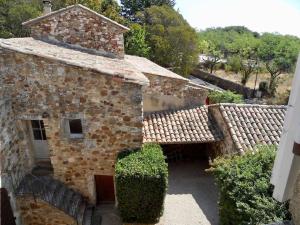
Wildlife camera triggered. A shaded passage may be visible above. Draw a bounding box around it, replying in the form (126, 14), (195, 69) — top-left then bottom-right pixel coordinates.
(161, 161), (219, 225)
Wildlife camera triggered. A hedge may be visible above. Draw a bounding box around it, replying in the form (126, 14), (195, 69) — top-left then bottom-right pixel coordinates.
(208, 90), (244, 104)
(209, 145), (290, 225)
(115, 143), (168, 224)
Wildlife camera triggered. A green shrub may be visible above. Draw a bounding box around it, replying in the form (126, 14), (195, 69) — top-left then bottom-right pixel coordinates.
(115, 143), (168, 224)
(226, 56), (242, 74)
(209, 145), (290, 225)
(208, 90), (244, 104)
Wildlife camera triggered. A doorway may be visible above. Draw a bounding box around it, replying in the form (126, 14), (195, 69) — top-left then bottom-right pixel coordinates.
(95, 175), (115, 204)
(30, 120), (50, 162)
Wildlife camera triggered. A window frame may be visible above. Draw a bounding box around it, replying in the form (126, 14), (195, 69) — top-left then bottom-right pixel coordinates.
(68, 119), (84, 139)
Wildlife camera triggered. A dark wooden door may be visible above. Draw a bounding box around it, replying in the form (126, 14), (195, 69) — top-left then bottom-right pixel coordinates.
(1, 188), (16, 225)
(95, 175), (115, 204)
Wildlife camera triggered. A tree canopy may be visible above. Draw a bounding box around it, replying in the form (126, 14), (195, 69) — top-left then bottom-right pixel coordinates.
(140, 5), (199, 76)
(198, 27), (300, 94)
(121, 0), (175, 21)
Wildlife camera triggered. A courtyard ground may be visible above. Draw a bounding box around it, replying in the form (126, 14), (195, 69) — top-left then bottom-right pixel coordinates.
(159, 160), (219, 225)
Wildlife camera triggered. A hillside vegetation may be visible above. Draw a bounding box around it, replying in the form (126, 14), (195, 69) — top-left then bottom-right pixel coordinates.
(198, 26), (300, 98)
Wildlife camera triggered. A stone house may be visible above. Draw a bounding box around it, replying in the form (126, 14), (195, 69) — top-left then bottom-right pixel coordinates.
(0, 3), (208, 225)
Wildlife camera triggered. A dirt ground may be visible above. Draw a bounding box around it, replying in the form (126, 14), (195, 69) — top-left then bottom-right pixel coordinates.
(159, 160), (219, 225)
(214, 70), (293, 95)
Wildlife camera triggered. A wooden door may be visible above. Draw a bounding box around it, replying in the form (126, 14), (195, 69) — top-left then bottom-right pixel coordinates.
(95, 175), (115, 204)
(1, 188), (16, 225)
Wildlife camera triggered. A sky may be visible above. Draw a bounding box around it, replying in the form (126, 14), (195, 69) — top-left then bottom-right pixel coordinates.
(175, 0), (300, 37)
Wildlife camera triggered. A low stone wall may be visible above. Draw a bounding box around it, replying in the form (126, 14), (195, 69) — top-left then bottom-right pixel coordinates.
(0, 87), (35, 225)
(143, 73), (209, 112)
(191, 69), (257, 98)
(208, 105), (238, 155)
(17, 196), (76, 225)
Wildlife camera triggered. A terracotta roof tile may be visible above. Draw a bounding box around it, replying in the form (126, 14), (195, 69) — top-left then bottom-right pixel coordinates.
(219, 104), (287, 154)
(143, 106), (223, 144)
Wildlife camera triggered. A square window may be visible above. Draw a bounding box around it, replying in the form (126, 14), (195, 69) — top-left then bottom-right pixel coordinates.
(69, 119), (83, 135)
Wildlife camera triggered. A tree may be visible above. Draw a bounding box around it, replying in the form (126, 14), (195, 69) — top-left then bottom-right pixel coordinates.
(199, 40), (222, 73)
(52, 0), (102, 11)
(98, 0), (125, 24)
(258, 33), (300, 96)
(125, 23), (150, 57)
(121, 0), (175, 21)
(140, 5), (199, 76)
(228, 34), (260, 86)
(0, 0), (41, 38)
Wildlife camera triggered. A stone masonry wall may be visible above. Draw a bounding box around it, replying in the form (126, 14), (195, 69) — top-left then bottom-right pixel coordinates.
(0, 87), (35, 225)
(143, 73), (208, 112)
(17, 196), (76, 225)
(208, 105), (238, 155)
(290, 171), (300, 225)
(0, 48), (144, 203)
(27, 6), (125, 58)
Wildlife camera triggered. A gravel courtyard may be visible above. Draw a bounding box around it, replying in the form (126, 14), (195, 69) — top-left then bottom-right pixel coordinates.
(159, 160), (219, 225)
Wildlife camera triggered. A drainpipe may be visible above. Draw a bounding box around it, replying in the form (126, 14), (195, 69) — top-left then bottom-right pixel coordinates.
(42, 0), (52, 15)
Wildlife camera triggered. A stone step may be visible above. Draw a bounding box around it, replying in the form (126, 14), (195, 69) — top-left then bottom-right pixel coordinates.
(77, 201), (87, 224)
(52, 185), (67, 208)
(15, 175), (96, 225)
(82, 205), (94, 225)
(91, 208), (102, 225)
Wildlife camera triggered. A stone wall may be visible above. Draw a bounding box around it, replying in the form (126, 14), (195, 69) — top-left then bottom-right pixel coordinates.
(0, 87), (35, 225)
(290, 171), (300, 225)
(17, 196), (76, 225)
(208, 105), (238, 155)
(192, 69), (258, 99)
(143, 73), (209, 112)
(26, 5), (126, 58)
(0, 48), (144, 203)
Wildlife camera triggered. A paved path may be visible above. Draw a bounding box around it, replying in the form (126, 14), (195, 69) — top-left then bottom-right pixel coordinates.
(160, 160), (219, 225)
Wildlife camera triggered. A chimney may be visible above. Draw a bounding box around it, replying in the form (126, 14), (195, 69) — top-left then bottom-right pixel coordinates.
(43, 0), (52, 15)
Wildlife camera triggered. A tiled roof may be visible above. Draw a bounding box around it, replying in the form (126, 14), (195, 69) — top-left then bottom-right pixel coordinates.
(22, 4), (129, 31)
(125, 55), (188, 81)
(219, 104), (287, 153)
(143, 106), (223, 144)
(0, 38), (149, 86)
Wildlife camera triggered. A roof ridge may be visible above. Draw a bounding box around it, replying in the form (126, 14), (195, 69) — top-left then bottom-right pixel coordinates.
(22, 4), (129, 31)
(219, 103), (287, 108)
(144, 105), (208, 117)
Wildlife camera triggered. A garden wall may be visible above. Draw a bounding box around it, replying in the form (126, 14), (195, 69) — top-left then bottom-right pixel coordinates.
(191, 69), (257, 98)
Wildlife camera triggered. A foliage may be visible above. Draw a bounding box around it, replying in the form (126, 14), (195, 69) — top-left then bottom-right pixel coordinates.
(125, 23), (150, 57)
(0, 0), (41, 38)
(209, 145), (290, 225)
(199, 39), (223, 73)
(198, 27), (300, 95)
(115, 143), (168, 224)
(228, 33), (260, 85)
(121, 0), (175, 21)
(140, 5), (199, 76)
(226, 56), (242, 73)
(98, 0), (125, 24)
(52, 0), (102, 11)
(208, 90), (244, 104)
(258, 33), (300, 96)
